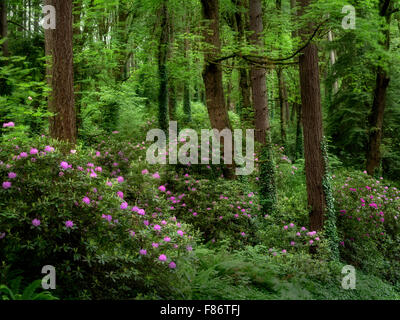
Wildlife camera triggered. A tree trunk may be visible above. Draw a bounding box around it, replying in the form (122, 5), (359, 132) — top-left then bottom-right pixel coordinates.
(0, 0), (9, 57)
(366, 0), (393, 175)
(298, 0), (326, 232)
(249, 0), (276, 213)
(249, 0), (269, 144)
(73, 0), (83, 135)
(167, 12), (176, 122)
(234, 0), (252, 125)
(277, 67), (289, 147)
(200, 0), (235, 178)
(44, 0), (76, 144)
(158, 0), (169, 132)
(183, 22), (191, 123)
(294, 102), (303, 160)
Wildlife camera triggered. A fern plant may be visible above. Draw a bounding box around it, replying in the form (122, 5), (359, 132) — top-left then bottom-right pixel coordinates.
(0, 278), (59, 300)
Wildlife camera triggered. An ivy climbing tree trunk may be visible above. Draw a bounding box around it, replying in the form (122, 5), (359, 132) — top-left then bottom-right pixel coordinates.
(249, 0), (276, 213)
(200, 0), (235, 178)
(298, 0), (326, 232)
(366, 0), (394, 176)
(44, 0), (76, 144)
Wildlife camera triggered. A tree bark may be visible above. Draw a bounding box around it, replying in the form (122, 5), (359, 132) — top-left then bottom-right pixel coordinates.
(0, 0), (9, 57)
(234, 0), (252, 125)
(249, 0), (269, 144)
(366, 0), (393, 175)
(298, 0), (326, 232)
(277, 67), (289, 147)
(158, 0), (169, 132)
(44, 0), (76, 144)
(183, 22), (191, 123)
(73, 0), (83, 135)
(200, 0), (235, 177)
(167, 11), (176, 122)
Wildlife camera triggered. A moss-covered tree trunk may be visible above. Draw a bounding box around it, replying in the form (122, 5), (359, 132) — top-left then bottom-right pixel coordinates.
(249, 0), (276, 213)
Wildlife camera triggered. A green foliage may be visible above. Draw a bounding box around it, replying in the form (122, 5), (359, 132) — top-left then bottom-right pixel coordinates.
(0, 278), (58, 300)
(333, 169), (400, 285)
(259, 143), (277, 215)
(0, 134), (195, 299)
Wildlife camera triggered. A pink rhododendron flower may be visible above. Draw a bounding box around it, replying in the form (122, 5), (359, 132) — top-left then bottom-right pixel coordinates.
(44, 146), (54, 152)
(2, 181), (11, 189)
(117, 191), (124, 199)
(3, 122), (15, 128)
(82, 197), (90, 204)
(60, 161), (69, 170)
(117, 176), (124, 183)
(32, 219), (41, 227)
(65, 220), (74, 228)
(8, 172), (16, 179)
(152, 172), (160, 179)
(169, 261), (176, 269)
(159, 254), (167, 261)
(139, 249), (147, 255)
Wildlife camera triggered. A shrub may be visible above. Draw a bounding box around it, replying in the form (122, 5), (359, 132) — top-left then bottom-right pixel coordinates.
(0, 133), (195, 299)
(333, 169), (400, 284)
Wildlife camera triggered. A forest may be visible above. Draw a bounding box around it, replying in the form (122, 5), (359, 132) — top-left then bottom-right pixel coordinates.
(0, 0), (400, 301)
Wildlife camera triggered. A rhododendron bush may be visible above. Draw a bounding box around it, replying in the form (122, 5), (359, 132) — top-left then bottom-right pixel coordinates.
(0, 134), (195, 299)
(1, 128), (400, 300)
(334, 171), (400, 283)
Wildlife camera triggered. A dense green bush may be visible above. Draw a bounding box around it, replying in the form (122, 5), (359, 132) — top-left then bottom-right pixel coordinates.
(0, 132), (195, 299)
(333, 170), (400, 285)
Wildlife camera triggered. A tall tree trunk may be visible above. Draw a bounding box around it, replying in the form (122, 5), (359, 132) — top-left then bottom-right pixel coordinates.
(298, 0), (326, 232)
(0, 0), (10, 98)
(366, 0), (393, 175)
(158, 0), (169, 132)
(115, 2), (129, 82)
(294, 102), (303, 160)
(249, 0), (276, 213)
(167, 11), (176, 122)
(249, 0), (269, 144)
(44, 0), (76, 144)
(277, 67), (289, 147)
(234, 0), (252, 125)
(183, 22), (191, 123)
(0, 0), (8, 58)
(73, 0), (83, 135)
(200, 0), (235, 178)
